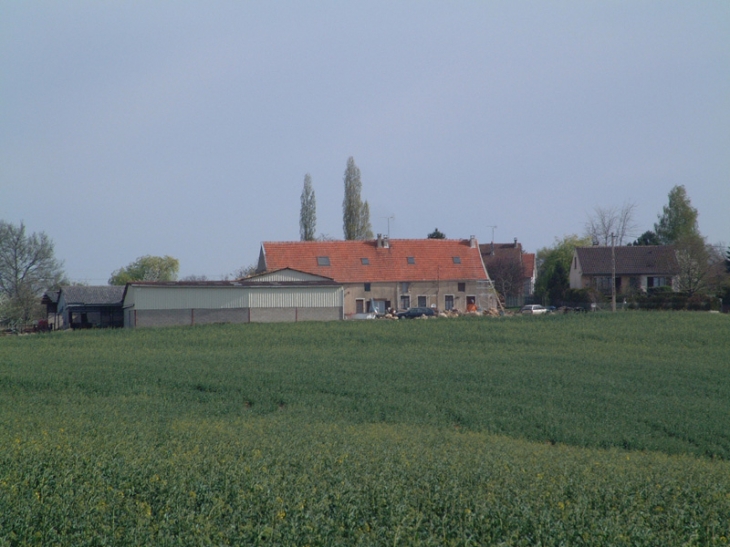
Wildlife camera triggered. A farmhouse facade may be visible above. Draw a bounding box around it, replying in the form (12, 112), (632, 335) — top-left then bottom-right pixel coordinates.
(122, 269), (343, 328)
(257, 236), (496, 316)
(569, 245), (679, 295)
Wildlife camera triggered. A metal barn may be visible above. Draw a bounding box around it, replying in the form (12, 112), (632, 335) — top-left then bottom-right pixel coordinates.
(122, 269), (343, 328)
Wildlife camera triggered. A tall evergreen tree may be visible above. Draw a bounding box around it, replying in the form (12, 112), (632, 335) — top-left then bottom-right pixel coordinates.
(654, 185), (700, 245)
(342, 157), (372, 240)
(299, 173), (317, 241)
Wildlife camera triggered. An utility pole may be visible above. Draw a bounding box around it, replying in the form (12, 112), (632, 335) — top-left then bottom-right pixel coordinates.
(611, 232), (616, 312)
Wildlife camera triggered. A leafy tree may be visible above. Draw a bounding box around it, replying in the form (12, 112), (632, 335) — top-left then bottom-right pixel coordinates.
(342, 157), (373, 240)
(427, 228), (446, 239)
(631, 230), (661, 246)
(585, 202), (637, 246)
(534, 234), (592, 304)
(0, 221), (66, 325)
(109, 255), (179, 285)
(299, 173), (317, 241)
(726, 245), (730, 274)
(655, 185), (700, 245)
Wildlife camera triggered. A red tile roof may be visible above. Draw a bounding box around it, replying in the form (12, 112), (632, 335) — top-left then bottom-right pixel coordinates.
(260, 239), (488, 284)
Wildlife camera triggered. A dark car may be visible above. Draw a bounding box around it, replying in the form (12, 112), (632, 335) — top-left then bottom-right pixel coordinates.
(396, 307), (436, 319)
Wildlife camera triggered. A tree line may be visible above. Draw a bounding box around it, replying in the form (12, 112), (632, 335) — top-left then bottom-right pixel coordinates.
(530, 185), (729, 306)
(2, 183), (728, 327)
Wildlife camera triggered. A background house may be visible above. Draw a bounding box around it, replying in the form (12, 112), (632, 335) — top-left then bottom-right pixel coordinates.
(479, 239), (536, 307)
(55, 286), (126, 329)
(122, 269), (343, 327)
(569, 246), (679, 296)
(258, 236), (496, 316)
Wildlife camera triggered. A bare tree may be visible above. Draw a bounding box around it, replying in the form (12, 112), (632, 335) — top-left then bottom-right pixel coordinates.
(486, 254), (524, 300)
(585, 202), (638, 246)
(229, 263), (258, 280)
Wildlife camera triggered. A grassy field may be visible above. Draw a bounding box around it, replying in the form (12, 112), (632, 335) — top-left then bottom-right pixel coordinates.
(1, 312), (729, 545)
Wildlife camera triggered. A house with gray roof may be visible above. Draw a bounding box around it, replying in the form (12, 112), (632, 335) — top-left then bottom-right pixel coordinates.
(56, 286), (126, 329)
(569, 246), (679, 295)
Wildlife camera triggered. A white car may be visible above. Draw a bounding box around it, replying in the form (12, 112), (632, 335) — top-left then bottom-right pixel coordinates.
(520, 304), (548, 315)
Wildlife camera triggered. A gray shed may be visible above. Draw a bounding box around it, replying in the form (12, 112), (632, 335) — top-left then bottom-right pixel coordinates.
(57, 286), (126, 329)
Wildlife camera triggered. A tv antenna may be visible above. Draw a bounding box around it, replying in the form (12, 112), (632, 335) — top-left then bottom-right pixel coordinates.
(486, 225), (497, 254)
(382, 215), (395, 239)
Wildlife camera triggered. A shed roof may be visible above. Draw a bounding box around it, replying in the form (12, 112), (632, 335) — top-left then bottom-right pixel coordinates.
(41, 290), (61, 305)
(260, 238), (488, 283)
(575, 246), (678, 276)
(60, 286), (126, 306)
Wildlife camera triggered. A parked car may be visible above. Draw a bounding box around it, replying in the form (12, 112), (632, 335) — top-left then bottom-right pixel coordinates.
(520, 304), (548, 315)
(396, 307), (436, 319)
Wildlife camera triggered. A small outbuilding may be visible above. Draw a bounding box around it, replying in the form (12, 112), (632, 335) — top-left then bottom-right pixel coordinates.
(56, 286), (126, 329)
(122, 269), (343, 328)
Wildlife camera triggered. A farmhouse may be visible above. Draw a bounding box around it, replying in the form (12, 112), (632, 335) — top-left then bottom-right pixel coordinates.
(257, 236), (496, 316)
(569, 245), (679, 295)
(122, 269), (343, 327)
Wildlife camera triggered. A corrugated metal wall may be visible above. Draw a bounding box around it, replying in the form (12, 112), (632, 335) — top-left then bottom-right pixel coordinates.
(126, 285), (342, 310)
(132, 287), (250, 310)
(249, 287), (342, 308)
(252, 270), (328, 282)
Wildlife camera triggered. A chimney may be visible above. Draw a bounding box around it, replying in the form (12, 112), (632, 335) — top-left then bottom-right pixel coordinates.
(514, 237), (518, 245)
(382, 235), (390, 248)
(376, 234), (383, 248)
(469, 235), (477, 248)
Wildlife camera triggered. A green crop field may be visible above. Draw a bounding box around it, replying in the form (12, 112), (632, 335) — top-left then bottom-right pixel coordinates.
(1, 313), (729, 546)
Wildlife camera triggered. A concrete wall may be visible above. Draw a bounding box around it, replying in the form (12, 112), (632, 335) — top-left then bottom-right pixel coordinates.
(126, 306), (341, 327)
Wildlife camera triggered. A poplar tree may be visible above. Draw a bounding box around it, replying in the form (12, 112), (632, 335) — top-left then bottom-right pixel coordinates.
(299, 173), (317, 241)
(342, 157), (372, 240)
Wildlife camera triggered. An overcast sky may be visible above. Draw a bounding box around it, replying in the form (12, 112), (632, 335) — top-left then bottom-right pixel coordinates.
(2, 2), (728, 282)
